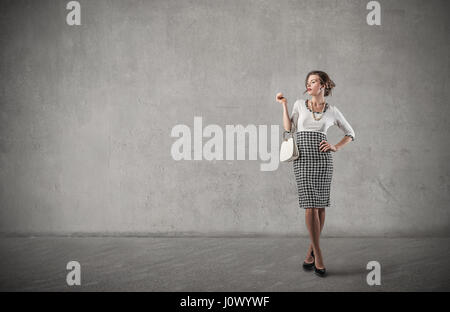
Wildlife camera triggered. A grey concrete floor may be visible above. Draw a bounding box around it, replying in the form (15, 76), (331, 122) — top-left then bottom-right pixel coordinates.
(0, 236), (448, 291)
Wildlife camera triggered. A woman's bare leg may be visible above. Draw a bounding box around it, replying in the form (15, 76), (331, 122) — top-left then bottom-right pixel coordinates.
(305, 208), (325, 269)
(305, 208), (325, 262)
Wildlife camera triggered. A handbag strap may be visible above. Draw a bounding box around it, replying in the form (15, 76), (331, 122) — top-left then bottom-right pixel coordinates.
(290, 118), (297, 133)
(282, 118), (297, 140)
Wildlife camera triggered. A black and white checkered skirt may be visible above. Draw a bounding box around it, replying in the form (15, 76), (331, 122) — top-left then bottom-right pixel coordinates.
(293, 131), (333, 209)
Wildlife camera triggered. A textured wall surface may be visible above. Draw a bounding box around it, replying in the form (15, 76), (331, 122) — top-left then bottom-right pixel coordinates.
(0, 0), (449, 236)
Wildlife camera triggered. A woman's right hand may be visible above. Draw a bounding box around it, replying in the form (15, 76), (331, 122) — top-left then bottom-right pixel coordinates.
(276, 92), (287, 105)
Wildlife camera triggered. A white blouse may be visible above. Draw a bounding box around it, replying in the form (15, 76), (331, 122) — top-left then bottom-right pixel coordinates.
(289, 99), (355, 141)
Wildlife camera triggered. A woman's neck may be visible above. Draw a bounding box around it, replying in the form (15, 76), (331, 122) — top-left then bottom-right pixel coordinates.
(310, 94), (325, 105)
(309, 95), (326, 112)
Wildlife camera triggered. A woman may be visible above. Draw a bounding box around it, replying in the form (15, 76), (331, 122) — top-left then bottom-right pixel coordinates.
(276, 70), (355, 277)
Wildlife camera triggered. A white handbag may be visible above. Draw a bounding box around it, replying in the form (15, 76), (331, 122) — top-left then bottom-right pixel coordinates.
(280, 120), (299, 162)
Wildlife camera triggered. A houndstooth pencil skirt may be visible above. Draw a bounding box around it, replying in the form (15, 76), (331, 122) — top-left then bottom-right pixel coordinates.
(293, 131), (333, 209)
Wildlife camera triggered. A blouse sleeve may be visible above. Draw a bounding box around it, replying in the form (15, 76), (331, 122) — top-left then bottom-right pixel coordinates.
(289, 100), (300, 132)
(334, 106), (355, 141)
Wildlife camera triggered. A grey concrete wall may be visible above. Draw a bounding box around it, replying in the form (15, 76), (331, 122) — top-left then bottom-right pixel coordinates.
(0, 0), (449, 236)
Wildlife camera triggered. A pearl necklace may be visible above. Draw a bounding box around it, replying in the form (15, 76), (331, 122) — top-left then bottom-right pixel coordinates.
(307, 99), (326, 121)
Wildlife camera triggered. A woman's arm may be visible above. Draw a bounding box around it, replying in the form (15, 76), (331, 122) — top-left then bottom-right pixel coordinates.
(334, 106), (356, 142)
(335, 135), (352, 151)
(321, 105), (355, 152)
(282, 102), (293, 132)
(276, 93), (298, 132)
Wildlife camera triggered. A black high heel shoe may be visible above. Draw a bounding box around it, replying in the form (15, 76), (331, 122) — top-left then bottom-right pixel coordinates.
(314, 264), (327, 277)
(302, 250), (315, 270)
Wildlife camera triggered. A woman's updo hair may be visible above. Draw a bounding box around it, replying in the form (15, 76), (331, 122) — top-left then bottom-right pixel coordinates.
(303, 70), (336, 97)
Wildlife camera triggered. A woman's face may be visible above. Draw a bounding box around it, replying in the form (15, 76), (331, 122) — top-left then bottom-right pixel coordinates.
(306, 75), (323, 96)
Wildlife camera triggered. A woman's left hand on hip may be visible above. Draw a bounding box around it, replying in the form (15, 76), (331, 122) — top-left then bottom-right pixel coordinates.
(319, 140), (337, 152)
